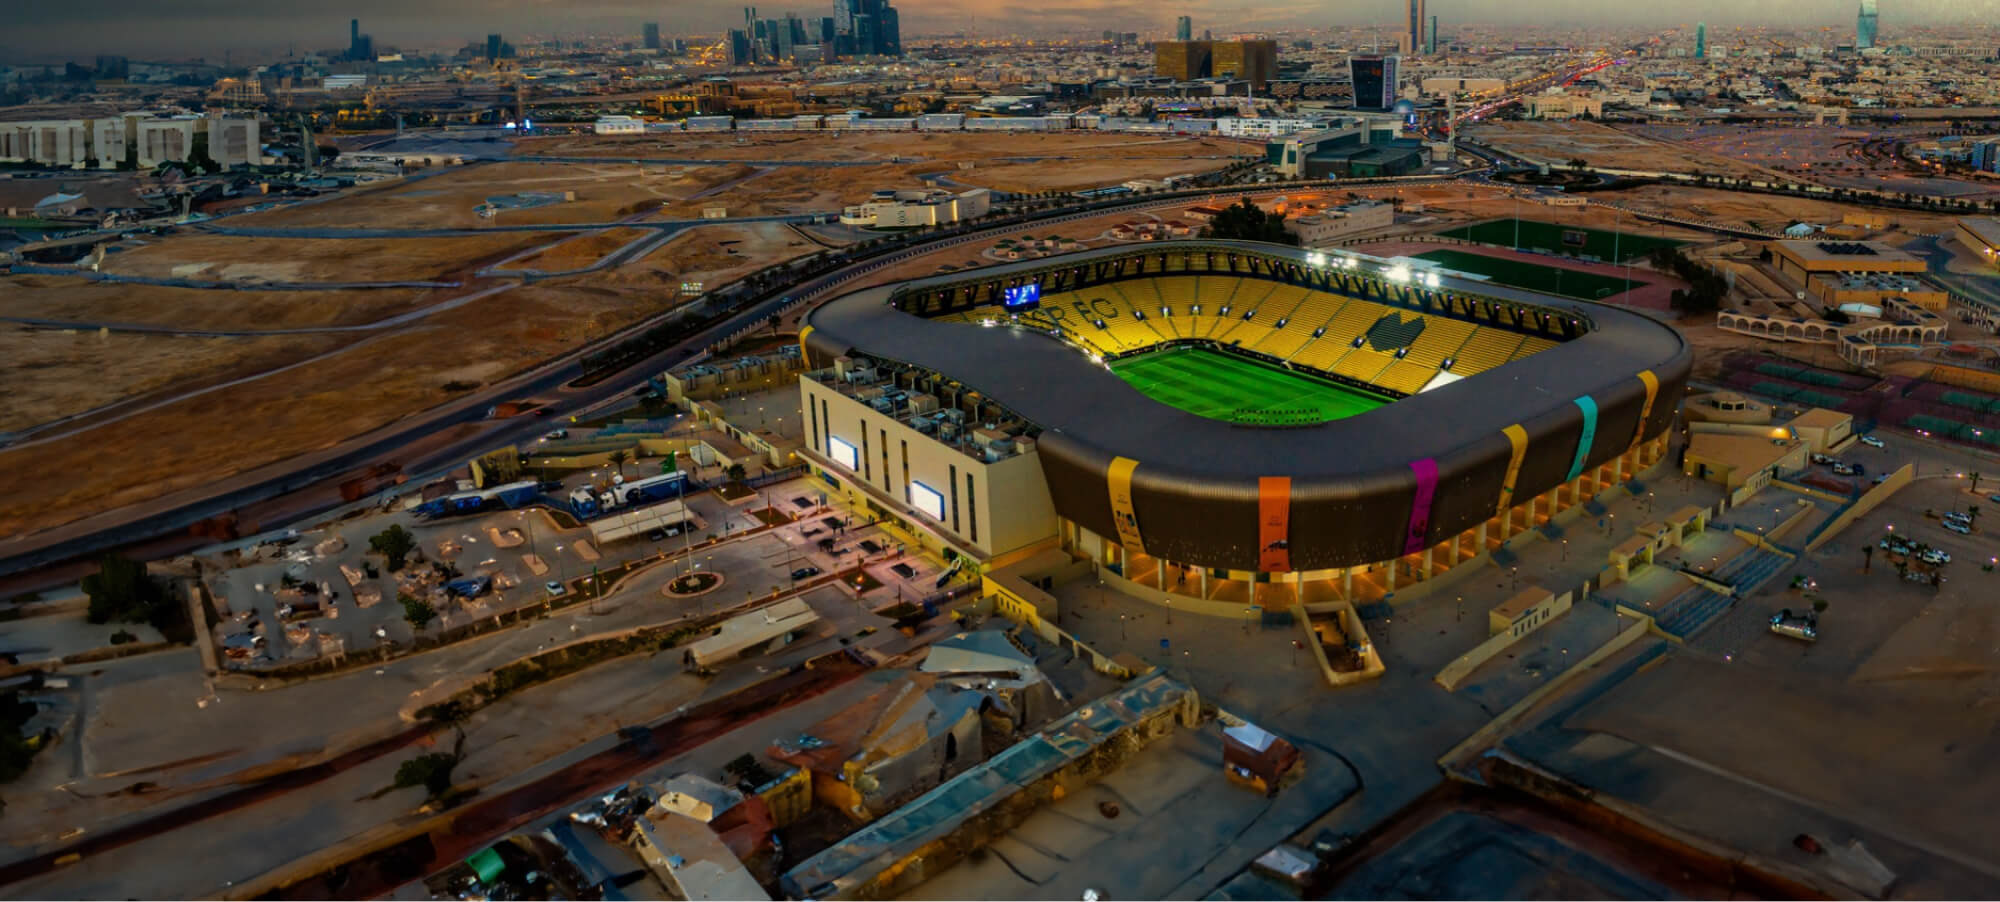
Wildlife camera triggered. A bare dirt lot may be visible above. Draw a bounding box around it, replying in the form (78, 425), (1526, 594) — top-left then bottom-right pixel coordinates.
(0, 219), (824, 538)
(1608, 184), (1960, 239)
(0, 325), (338, 433)
(1, 277), (437, 331)
(1466, 119), (1780, 180)
(492, 228), (652, 272)
(526, 131), (1249, 197)
(233, 161), (749, 229)
(101, 232), (549, 282)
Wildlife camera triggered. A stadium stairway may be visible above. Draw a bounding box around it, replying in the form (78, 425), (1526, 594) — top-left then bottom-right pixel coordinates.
(1651, 548), (1794, 640)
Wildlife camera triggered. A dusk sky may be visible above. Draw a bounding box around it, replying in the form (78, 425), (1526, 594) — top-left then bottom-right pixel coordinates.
(0, 0), (1982, 63)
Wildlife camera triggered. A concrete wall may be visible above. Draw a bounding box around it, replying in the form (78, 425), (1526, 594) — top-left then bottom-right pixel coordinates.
(1805, 462), (1914, 552)
(1927, 363), (2000, 394)
(1434, 585), (1577, 691)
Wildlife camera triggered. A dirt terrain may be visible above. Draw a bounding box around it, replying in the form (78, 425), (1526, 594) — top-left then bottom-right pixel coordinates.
(231, 161), (751, 229)
(101, 232), (549, 282)
(0, 326), (339, 433)
(0, 218), (827, 537)
(1467, 119), (1780, 180)
(1, 277), (437, 331)
(1611, 184), (1959, 238)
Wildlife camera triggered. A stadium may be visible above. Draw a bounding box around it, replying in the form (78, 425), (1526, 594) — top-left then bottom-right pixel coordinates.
(797, 240), (1690, 606)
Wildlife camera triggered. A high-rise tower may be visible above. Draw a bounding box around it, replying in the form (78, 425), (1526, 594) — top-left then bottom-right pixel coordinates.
(1406, 0), (1426, 55)
(1856, 0), (1878, 50)
(1176, 15), (1192, 41)
(1695, 22), (1706, 59)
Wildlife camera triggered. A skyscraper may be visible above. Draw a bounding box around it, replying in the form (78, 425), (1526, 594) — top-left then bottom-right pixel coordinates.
(1155, 41), (1213, 81)
(1406, 0), (1426, 55)
(1211, 40), (1277, 90)
(832, 0), (901, 57)
(486, 33), (502, 63)
(347, 19), (373, 62)
(1426, 15), (1438, 54)
(727, 28), (753, 65)
(878, 4), (901, 56)
(1176, 15), (1192, 42)
(1695, 22), (1706, 59)
(1856, 0), (1878, 50)
(643, 23), (661, 50)
(1351, 55), (1399, 110)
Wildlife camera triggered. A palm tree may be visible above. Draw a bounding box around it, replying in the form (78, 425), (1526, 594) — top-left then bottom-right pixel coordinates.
(1863, 545), (1873, 573)
(607, 449), (630, 480)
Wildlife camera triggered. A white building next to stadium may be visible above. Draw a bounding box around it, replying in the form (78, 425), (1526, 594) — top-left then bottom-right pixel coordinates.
(593, 115), (647, 135)
(840, 188), (992, 228)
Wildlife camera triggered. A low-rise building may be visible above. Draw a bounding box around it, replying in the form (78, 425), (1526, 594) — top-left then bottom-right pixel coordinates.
(593, 115), (647, 135)
(1284, 200), (1394, 246)
(839, 187), (991, 228)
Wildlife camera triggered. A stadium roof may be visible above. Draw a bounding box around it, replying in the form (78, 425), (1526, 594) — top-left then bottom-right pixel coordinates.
(804, 241), (1690, 486)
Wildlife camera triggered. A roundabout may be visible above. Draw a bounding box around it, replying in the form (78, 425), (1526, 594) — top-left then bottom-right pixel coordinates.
(663, 570), (724, 598)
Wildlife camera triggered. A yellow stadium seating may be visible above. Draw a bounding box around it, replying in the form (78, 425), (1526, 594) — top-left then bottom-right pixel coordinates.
(1375, 360), (1440, 395)
(1450, 328), (1528, 376)
(1331, 346), (1397, 383)
(1401, 317), (1475, 367)
(913, 276), (1570, 394)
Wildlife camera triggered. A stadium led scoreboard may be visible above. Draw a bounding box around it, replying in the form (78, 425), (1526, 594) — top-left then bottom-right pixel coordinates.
(1003, 283), (1042, 311)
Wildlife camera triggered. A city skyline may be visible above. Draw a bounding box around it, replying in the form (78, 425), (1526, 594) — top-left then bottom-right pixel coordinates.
(0, 0), (1988, 63)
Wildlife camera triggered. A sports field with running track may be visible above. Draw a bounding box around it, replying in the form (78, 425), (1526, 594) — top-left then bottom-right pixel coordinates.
(1109, 347), (1393, 425)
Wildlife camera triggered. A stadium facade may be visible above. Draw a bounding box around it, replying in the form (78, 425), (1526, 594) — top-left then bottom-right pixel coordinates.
(798, 241), (1689, 606)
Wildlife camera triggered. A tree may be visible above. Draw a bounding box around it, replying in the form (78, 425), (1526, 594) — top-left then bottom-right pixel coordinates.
(401, 593), (437, 633)
(607, 449), (631, 480)
(725, 462), (748, 483)
(393, 751), (459, 800)
(370, 524), (418, 572)
(1862, 545), (1873, 573)
(81, 553), (170, 628)
(1200, 198), (1297, 246)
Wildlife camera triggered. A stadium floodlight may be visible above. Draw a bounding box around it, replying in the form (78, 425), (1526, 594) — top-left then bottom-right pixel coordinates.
(1307, 252), (1328, 267)
(1424, 272), (1442, 288)
(1386, 264), (1413, 284)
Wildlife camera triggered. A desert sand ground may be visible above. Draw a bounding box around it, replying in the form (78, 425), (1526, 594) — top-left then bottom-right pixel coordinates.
(230, 161), (757, 229)
(101, 232), (550, 282)
(1466, 119), (1781, 180)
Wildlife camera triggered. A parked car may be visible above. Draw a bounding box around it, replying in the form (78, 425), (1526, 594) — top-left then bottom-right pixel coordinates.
(1945, 520), (1973, 536)
(791, 566), (822, 581)
(546, 580), (568, 598)
(544, 428), (569, 440)
(1920, 548), (1952, 564)
(1859, 435), (1885, 448)
(1810, 453), (1836, 466)
(1944, 511), (1972, 525)
(645, 528), (666, 542)
(1770, 609), (1819, 642)
(1831, 463), (1856, 476)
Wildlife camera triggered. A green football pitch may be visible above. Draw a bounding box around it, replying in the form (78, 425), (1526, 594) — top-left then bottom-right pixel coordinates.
(1110, 347), (1394, 425)
(1437, 219), (1683, 263)
(1414, 249), (1641, 301)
